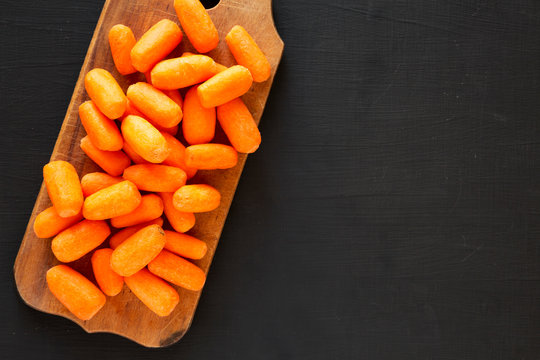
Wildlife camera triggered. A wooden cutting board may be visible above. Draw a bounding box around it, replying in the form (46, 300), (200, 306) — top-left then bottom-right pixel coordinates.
(13, 0), (283, 348)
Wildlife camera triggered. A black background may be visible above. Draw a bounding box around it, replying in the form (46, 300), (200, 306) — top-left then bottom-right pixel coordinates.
(2, 0), (540, 358)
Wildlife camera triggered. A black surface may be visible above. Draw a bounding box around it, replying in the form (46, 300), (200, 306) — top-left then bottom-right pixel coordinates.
(2, 0), (540, 358)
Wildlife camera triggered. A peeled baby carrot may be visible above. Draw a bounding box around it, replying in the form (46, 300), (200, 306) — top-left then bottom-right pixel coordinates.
(173, 184), (221, 212)
(164, 230), (207, 259)
(122, 98), (145, 118)
(124, 268), (179, 317)
(159, 192), (195, 233)
(148, 250), (206, 291)
(111, 224), (166, 276)
(182, 85), (215, 145)
(181, 52), (195, 57)
(225, 25), (271, 82)
(217, 97), (261, 153)
(110, 193), (164, 228)
(108, 24), (137, 75)
(151, 55), (216, 90)
(46, 265), (106, 321)
(83, 180), (141, 220)
(122, 141), (148, 164)
(130, 19), (182, 73)
(109, 218), (163, 249)
(80, 136), (130, 176)
(123, 100), (179, 135)
(181, 52), (227, 73)
(127, 82), (182, 128)
(123, 164), (186, 192)
(185, 144), (238, 169)
(43, 160), (84, 218)
(84, 68), (126, 119)
(161, 132), (197, 179)
(197, 65), (253, 108)
(81, 172), (123, 197)
(34, 206), (83, 239)
(174, 0), (218, 53)
(92, 248), (124, 296)
(51, 219), (110, 262)
(121, 115), (170, 163)
(79, 101), (123, 151)
(164, 89), (183, 109)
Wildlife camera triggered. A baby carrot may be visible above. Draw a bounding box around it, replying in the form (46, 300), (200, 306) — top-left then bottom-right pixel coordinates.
(123, 164), (186, 192)
(79, 100), (123, 151)
(122, 98), (145, 118)
(84, 68), (126, 119)
(81, 172), (123, 197)
(122, 141), (148, 165)
(109, 218), (163, 249)
(185, 144), (238, 169)
(173, 184), (221, 212)
(164, 89), (183, 109)
(33, 206), (83, 239)
(174, 0), (219, 53)
(182, 52), (227, 73)
(130, 19), (182, 73)
(43, 160), (84, 218)
(148, 250), (206, 291)
(161, 132), (197, 179)
(80, 136), (131, 176)
(151, 55), (216, 90)
(92, 248), (124, 296)
(83, 180), (141, 220)
(225, 25), (271, 82)
(181, 52), (195, 57)
(51, 219), (110, 262)
(164, 230), (207, 260)
(108, 24), (137, 75)
(46, 265), (106, 321)
(217, 97), (261, 153)
(111, 224), (166, 276)
(159, 192), (195, 233)
(121, 115), (170, 163)
(197, 65), (253, 108)
(124, 268), (179, 317)
(126, 82), (182, 128)
(110, 193), (164, 228)
(182, 85), (215, 145)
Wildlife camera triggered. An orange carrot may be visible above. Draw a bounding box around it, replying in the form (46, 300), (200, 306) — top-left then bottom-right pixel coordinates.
(159, 192), (195, 233)
(126, 82), (182, 128)
(33, 206), (83, 239)
(43, 160), (84, 218)
(164, 230), (207, 259)
(79, 100), (123, 151)
(108, 24), (137, 75)
(181, 52), (195, 57)
(46, 265), (106, 320)
(91, 248), (124, 296)
(111, 224), (166, 276)
(80, 136), (131, 176)
(151, 55), (216, 90)
(122, 141), (148, 165)
(130, 19), (182, 73)
(124, 268), (179, 317)
(51, 219), (110, 262)
(81, 172), (123, 197)
(121, 115), (170, 163)
(109, 218), (163, 249)
(161, 132), (197, 179)
(182, 85), (215, 144)
(148, 250), (206, 291)
(217, 97), (261, 153)
(182, 52), (227, 73)
(197, 65), (253, 108)
(83, 180), (141, 220)
(225, 25), (271, 82)
(174, 0), (219, 53)
(173, 184), (221, 212)
(185, 144), (238, 169)
(84, 68), (126, 119)
(123, 164), (186, 192)
(164, 89), (183, 109)
(110, 193), (164, 228)
(123, 101), (179, 136)
(122, 98), (145, 118)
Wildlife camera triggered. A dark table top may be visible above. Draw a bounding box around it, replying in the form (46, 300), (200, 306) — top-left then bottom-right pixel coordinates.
(2, 0), (540, 358)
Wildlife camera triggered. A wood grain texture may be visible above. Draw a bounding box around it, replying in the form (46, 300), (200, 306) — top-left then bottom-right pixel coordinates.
(13, 0), (283, 347)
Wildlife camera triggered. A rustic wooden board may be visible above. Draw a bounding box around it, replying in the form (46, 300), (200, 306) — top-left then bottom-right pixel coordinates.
(13, 0), (283, 348)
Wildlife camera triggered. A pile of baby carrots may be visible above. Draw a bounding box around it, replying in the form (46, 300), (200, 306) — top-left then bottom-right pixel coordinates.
(34, 0), (271, 320)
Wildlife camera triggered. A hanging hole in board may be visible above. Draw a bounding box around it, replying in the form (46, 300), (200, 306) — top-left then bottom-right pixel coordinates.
(200, 0), (221, 10)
